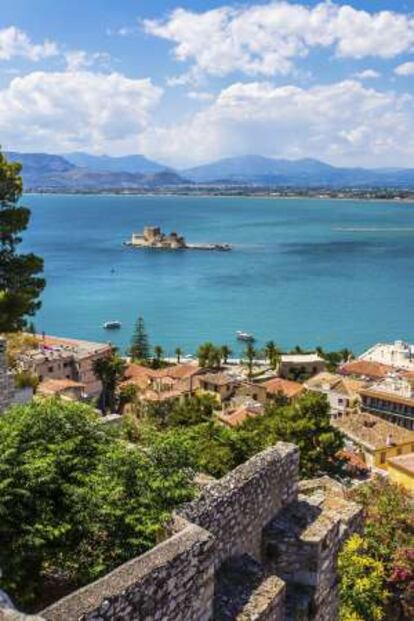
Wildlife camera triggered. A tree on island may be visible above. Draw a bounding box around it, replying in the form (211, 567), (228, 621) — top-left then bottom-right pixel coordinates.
(130, 316), (151, 361)
(0, 150), (45, 332)
(93, 351), (126, 412)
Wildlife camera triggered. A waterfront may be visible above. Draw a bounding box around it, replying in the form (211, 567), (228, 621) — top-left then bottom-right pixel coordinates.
(22, 194), (414, 355)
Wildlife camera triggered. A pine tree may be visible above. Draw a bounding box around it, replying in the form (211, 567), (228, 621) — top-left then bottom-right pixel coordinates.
(130, 316), (151, 361)
(0, 151), (45, 332)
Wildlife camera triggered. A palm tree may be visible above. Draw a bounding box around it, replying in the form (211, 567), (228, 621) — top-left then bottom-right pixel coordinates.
(153, 345), (164, 368)
(265, 340), (281, 371)
(220, 345), (232, 365)
(175, 347), (183, 364)
(244, 343), (257, 380)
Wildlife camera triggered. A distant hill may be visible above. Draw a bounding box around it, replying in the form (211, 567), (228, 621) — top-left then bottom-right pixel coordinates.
(64, 152), (168, 174)
(6, 152), (186, 190)
(6, 151), (414, 190)
(182, 154), (414, 187)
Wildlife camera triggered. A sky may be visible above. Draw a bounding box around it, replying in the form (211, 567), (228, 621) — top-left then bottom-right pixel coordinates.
(1, 0), (414, 168)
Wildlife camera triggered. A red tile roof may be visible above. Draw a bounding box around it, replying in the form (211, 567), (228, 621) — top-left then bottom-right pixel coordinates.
(263, 378), (304, 399)
(340, 360), (393, 380)
(38, 378), (85, 394)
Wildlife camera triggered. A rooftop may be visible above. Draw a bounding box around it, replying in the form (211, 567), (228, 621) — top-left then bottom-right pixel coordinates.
(306, 372), (365, 397)
(37, 378), (85, 395)
(387, 452), (414, 475)
(334, 412), (414, 452)
(359, 340), (414, 371)
(340, 359), (393, 380)
(263, 378), (304, 399)
(281, 353), (325, 364)
(200, 372), (236, 387)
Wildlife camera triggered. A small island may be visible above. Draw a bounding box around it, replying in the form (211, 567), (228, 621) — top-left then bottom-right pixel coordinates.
(124, 226), (231, 251)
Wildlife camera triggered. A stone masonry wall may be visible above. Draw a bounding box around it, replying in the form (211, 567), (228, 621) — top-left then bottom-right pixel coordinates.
(0, 338), (13, 414)
(0, 444), (362, 621)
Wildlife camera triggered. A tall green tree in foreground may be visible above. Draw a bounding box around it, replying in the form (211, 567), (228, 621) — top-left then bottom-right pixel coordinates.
(0, 150), (45, 332)
(93, 351), (126, 412)
(130, 316), (151, 361)
(244, 342), (257, 379)
(0, 399), (195, 609)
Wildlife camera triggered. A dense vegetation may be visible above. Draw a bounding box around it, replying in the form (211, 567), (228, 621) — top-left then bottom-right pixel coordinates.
(339, 478), (414, 621)
(125, 391), (344, 479)
(0, 150), (45, 332)
(0, 399), (196, 610)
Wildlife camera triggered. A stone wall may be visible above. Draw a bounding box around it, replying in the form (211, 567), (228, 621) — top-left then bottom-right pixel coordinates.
(0, 338), (13, 414)
(0, 444), (362, 621)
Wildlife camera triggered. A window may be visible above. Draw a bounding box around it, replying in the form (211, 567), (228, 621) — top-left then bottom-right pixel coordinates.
(48, 366), (54, 373)
(380, 452), (386, 464)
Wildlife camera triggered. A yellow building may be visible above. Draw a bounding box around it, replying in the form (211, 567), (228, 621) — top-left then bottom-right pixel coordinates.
(334, 411), (414, 470)
(387, 453), (414, 492)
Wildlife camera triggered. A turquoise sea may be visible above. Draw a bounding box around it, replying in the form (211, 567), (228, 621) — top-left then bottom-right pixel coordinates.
(22, 194), (414, 356)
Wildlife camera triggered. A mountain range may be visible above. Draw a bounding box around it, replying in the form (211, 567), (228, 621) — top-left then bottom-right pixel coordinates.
(6, 151), (414, 190)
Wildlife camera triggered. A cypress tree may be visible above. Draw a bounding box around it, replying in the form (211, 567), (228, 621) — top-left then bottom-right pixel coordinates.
(130, 316), (151, 361)
(0, 151), (45, 332)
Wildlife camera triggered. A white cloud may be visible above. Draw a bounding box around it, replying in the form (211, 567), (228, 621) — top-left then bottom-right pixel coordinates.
(0, 71), (163, 153)
(0, 26), (58, 62)
(64, 50), (111, 72)
(139, 80), (414, 168)
(353, 69), (381, 80)
(186, 91), (214, 101)
(394, 61), (414, 76)
(144, 2), (414, 77)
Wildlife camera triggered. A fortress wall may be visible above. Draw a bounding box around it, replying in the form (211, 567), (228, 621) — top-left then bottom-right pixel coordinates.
(178, 442), (300, 566)
(0, 338), (13, 414)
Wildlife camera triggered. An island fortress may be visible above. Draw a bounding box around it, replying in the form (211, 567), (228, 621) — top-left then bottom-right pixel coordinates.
(3, 443), (362, 621)
(124, 226), (231, 251)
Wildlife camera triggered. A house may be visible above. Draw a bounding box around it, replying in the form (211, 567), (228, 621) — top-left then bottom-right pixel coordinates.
(217, 400), (263, 428)
(37, 378), (85, 401)
(359, 340), (414, 371)
(278, 353), (326, 379)
(387, 453), (414, 492)
(359, 375), (414, 430)
(263, 377), (304, 402)
(340, 359), (393, 381)
(333, 411), (414, 470)
(16, 334), (112, 398)
(198, 372), (237, 402)
(233, 381), (268, 404)
(305, 372), (364, 416)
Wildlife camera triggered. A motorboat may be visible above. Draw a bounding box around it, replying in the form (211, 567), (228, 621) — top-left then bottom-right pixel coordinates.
(103, 321), (122, 330)
(236, 330), (255, 342)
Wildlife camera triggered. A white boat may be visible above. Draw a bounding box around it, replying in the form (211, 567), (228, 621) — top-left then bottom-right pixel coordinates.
(103, 321), (122, 330)
(236, 330), (255, 342)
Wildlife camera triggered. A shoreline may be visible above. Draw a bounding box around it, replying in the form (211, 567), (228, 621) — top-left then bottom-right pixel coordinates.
(24, 191), (414, 204)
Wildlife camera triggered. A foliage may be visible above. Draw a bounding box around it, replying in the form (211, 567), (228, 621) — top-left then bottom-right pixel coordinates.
(220, 345), (232, 364)
(0, 151), (45, 332)
(243, 343), (257, 379)
(339, 478), (414, 621)
(196, 342), (222, 368)
(316, 346), (353, 372)
(0, 398), (195, 608)
(4, 332), (39, 368)
(93, 352), (126, 413)
(152, 345), (164, 369)
(175, 347), (182, 363)
(339, 534), (388, 621)
(130, 316), (151, 361)
(264, 340), (281, 371)
(13, 370), (39, 390)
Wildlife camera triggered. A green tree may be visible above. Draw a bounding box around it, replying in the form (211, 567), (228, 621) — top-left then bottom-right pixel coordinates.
(220, 345), (232, 364)
(175, 347), (183, 364)
(264, 340), (281, 371)
(0, 150), (45, 332)
(153, 345), (164, 369)
(244, 343), (257, 379)
(339, 534), (388, 621)
(93, 352), (126, 412)
(130, 316), (150, 361)
(197, 342), (222, 369)
(0, 399), (195, 608)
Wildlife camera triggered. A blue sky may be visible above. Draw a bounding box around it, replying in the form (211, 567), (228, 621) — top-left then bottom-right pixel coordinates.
(1, 1), (414, 167)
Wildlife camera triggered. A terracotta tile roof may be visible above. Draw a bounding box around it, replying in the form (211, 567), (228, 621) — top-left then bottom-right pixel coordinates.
(306, 372), (365, 397)
(334, 412), (414, 451)
(218, 406), (262, 428)
(199, 372), (236, 386)
(263, 378), (304, 399)
(387, 452), (414, 475)
(122, 363), (157, 389)
(154, 363), (200, 380)
(38, 378), (85, 394)
(340, 360), (393, 380)
(337, 449), (369, 473)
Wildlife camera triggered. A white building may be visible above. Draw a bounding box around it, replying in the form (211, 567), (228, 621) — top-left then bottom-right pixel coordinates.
(359, 340), (414, 371)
